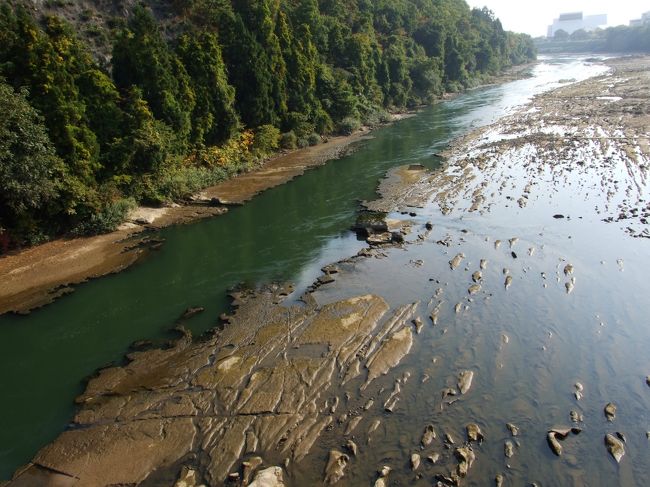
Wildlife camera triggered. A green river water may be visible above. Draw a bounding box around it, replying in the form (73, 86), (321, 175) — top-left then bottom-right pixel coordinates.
(0, 56), (610, 479)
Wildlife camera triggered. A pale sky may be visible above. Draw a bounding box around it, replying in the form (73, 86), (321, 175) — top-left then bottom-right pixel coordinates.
(465, 0), (649, 37)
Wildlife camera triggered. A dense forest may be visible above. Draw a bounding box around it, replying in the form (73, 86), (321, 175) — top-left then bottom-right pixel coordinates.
(0, 0), (535, 249)
(536, 23), (650, 54)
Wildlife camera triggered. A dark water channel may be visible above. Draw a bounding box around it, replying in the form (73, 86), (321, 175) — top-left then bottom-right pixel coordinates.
(0, 56), (609, 479)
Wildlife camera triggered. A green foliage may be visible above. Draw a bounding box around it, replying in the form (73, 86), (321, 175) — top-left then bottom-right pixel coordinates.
(0, 82), (61, 244)
(280, 131), (298, 149)
(0, 0), (536, 248)
(253, 124), (281, 156)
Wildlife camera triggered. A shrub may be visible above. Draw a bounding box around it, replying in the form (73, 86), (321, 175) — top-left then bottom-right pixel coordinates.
(338, 117), (361, 135)
(307, 133), (321, 146)
(253, 124), (280, 156)
(71, 197), (136, 236)
(280, 131), (298, 150)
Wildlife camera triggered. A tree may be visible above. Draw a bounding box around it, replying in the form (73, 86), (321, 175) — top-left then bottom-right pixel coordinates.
(0, 82), (60, 242)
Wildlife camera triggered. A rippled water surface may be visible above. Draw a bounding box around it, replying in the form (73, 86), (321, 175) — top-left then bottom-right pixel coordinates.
(0, 56), (615, 479)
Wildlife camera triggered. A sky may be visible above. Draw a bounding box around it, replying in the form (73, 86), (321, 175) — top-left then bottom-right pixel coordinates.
(465, 0), (649, 37)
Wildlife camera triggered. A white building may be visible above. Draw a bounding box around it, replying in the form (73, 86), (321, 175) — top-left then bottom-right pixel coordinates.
(547, 12), (608, 37)
(630, 12), (650, 27)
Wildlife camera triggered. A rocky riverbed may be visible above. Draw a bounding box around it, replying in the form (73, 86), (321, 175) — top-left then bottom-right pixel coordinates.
(6, 57), (650, 486)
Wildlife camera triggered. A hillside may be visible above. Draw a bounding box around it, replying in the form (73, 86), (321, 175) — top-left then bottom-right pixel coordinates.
(0, 0), (536, 250)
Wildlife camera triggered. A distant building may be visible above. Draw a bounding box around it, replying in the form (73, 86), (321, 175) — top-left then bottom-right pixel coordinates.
(629, 12), (650, 27)
(547, 12), (608, 37)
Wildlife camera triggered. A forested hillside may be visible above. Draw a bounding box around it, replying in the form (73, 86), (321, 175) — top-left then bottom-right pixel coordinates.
(0, 0), (535, 249)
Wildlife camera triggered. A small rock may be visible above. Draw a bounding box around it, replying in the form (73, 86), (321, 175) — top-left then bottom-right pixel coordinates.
(450, 253), (465, 270)
(604, 403), (616, 422)
(445, 432), (455, 445)
(511, 251), (518, 259)
(427, 453), (440, 464)
(249, 467), (285, 487)
(466, 423), (484, 443)
(570, 410), (583, 423)
(646, 376), (650, 387)
(421, 425), (437, 446)
(506, 423), (519, 436)
(411, 453), (421, 471)
(605, 434), (625, 463)
(564, 264), (574, 276)
(553, 214), (565, 219)
(454, 302), (462, 314)
(565, 281), (574, 294)
(345, 440), (358, 456)
(324, 450), (349, 484)
(616, 432), (626, 443)
(468, 284), (481, 295)
(242, 457), (264, 485)
(413, 317), (423, 334)
(504, 440), (515, 458)
(175, 467), (199, 487)
(426, 222), (433, 230)
(455, 446), (475, 477)
(504, 275), (513, 290)
(458, 370), (474, 394)
(495, 473), (504, 487)
(547, 427), (582, 456)
(472, 271), (482, 283)
(480, 259), (488, 270)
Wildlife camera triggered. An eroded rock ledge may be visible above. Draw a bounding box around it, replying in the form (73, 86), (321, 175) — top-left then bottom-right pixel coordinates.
(8, 287), (418, 486)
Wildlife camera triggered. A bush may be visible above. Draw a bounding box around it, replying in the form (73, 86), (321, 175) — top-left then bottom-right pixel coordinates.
(338, 117), (361, 135)
(307, 133), (321, 146)
(280, 131), (298, 150)
(297, 137), (309, 149)
(252, 124), (280, 156)
(71, 197), (136, 236)
(362, 108), (390, 127)
(284, 112), (314, 138)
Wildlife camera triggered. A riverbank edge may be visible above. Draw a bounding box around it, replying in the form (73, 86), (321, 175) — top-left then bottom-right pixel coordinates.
(0, 62), (535, 316)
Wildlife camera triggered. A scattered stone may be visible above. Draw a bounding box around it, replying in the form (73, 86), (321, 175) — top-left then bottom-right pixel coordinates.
(506, 423), (519, 436)
(324, 450), (349, 484)
(450, 253), (465, 270)
(242, 457), (264, 485)
(228, 472), (240, 482)
(605, 434), (625, 463)
(426, 222), (433, 230)
(547, 427), (582, 456)
(564, 264), (574, 276)
(411, 453), (421, 471)
(454, 302), (462, 314)
(455, 447), (475, 477)
(570, 410), (584, 423)
(458, 370), (474, 394)
(504, 275), (513, 290)
(363, 399), (374, 411)
(413, 317), (423, 334)
(345, 440), (358, 457)
(368, 419), (381, 439)
(468, 284), (481, 295)
(466, 423), (484, 443)
(495, 240), (502, 249)
(604, 403), (616, 422)
(646, 376), (650, 387)
(374, 466), (391, 487)
(495, 473), (504, 487)
(480, 259), (488, 270)
(249, 467), (285, 487)
(428, 453), (440, 464)
(421, 425), (437, 446)
(511, 251), (518, 259)
(509, 237), (519, 248)
(345, 416), (362, 435)
(175, 466), (199, 487)
(553, 214), (565, 219)
(504, 440), (515, 458)
(616, 432), (626, 443)
(445, 432), (456, 445)
(472, 271), (483, 283)
(565, 281), (574, 294)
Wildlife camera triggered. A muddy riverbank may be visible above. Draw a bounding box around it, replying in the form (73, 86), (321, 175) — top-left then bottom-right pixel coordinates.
(6, 56), (650, 486)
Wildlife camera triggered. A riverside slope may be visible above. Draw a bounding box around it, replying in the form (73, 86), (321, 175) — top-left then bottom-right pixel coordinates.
(6, 57), (650, 486)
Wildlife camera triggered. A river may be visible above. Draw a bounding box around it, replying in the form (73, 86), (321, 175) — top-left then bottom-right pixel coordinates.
(0, 56), (617, 480)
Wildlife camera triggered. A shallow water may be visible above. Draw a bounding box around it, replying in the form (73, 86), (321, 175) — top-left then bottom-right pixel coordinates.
(0, 56), (612, 479)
